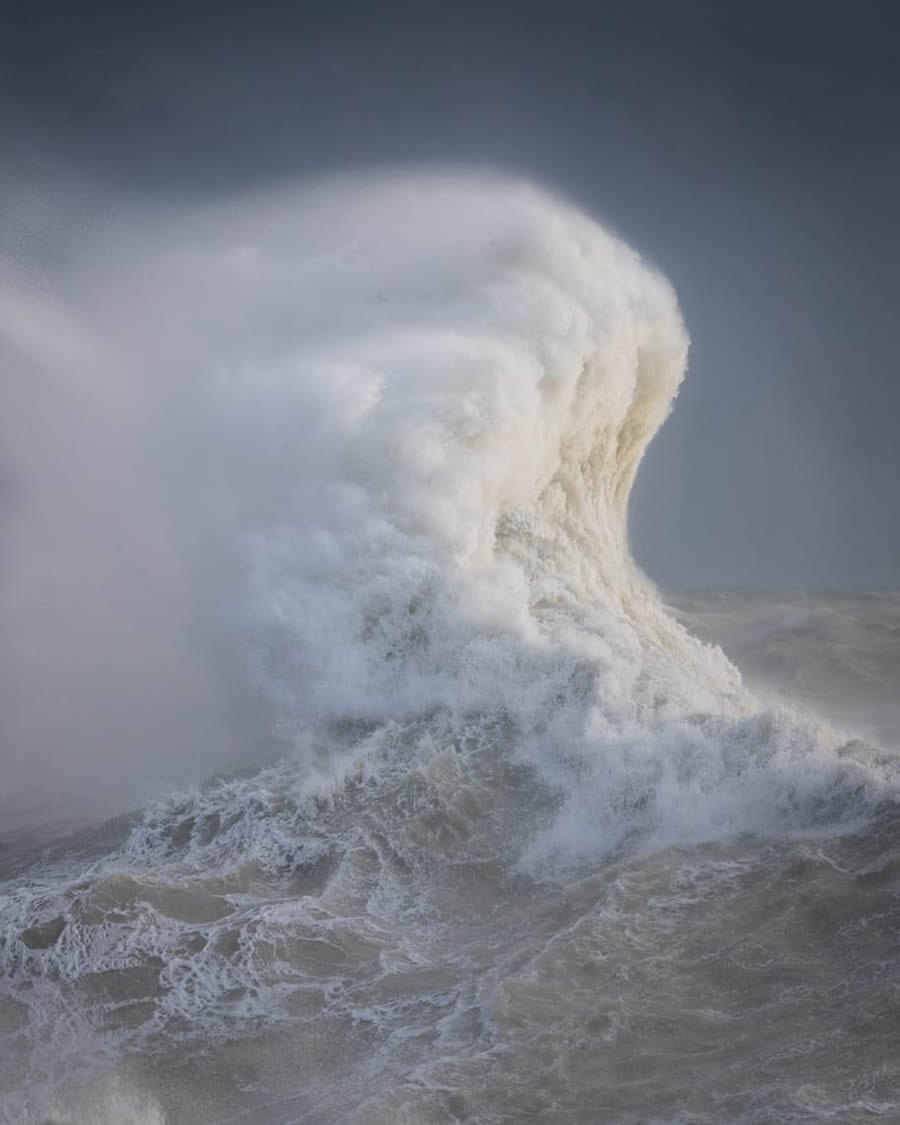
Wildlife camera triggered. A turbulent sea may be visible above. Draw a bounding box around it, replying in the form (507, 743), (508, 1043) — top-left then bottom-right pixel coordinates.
(1, 175), (898, 1123)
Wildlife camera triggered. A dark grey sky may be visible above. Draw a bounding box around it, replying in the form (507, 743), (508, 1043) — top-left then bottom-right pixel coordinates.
(3, 0), (899, 590)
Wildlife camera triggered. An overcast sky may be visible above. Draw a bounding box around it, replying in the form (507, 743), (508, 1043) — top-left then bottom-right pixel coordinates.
(3, 0), (899, 590)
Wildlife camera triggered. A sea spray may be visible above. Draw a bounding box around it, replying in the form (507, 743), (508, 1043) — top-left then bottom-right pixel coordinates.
(1, 172), (898, 1123)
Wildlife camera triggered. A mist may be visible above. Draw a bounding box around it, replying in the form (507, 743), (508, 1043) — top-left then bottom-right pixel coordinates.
(0, 195), (248, 827)
(1, 169), (683, 826)
(2, 1), (899, 828)
(3, 1), (899, 594)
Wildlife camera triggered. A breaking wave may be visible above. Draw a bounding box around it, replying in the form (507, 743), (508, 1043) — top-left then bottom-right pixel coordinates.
(1, 172), (898, 1122)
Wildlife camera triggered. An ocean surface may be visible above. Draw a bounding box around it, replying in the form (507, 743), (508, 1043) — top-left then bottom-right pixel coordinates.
(1, 176), (898, 1123)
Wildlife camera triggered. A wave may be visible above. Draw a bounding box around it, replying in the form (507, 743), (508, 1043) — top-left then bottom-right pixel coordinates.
(3, 167), (897, 873)
(163, 171), (891, 854)
(1, 172), (898, 1121)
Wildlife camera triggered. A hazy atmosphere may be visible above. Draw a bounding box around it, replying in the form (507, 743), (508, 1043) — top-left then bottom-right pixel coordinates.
(1, 5), (899, 1124)
(4, 0), (900, 591)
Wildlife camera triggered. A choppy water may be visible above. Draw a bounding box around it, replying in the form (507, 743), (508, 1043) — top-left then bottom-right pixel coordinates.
(676, 593), (900, 754)
(1, 176), (898, 1122)
(3, 594), (900, 1124)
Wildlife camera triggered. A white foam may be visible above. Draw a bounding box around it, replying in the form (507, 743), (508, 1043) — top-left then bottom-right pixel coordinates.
(4, 170), (898, 857)
(1, 176), (898, 1101)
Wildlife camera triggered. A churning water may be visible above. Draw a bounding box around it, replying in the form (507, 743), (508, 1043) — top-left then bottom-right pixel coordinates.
(1, 174), (898, 1123)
